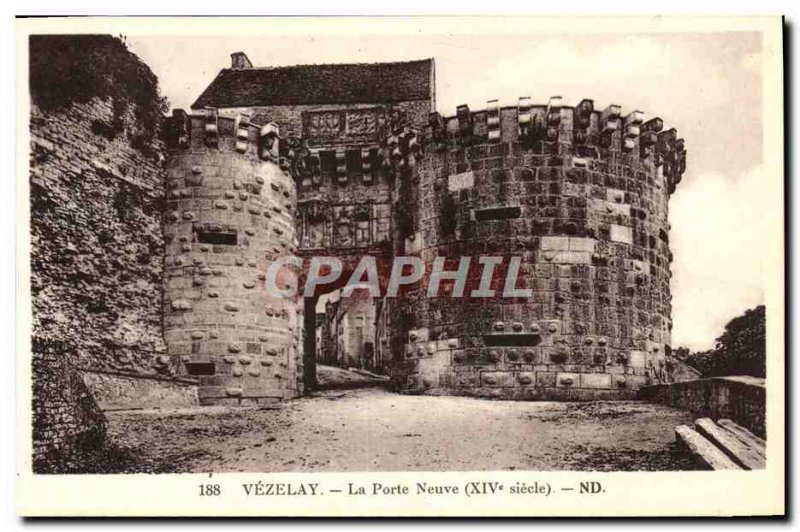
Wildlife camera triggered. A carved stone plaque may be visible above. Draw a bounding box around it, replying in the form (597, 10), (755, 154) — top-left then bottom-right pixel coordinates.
(303, 107), (382, 144)
(306, 111), (341, 139)
(345, 110), (378, 136)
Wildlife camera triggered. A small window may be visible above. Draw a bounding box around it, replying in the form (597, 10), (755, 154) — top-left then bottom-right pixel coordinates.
(345, 149), (361, 175)
(196, 229), (237, 246)
(319, 150), (337, 177)
(185, 362), (215, 376)
(474, 206), (522, 221)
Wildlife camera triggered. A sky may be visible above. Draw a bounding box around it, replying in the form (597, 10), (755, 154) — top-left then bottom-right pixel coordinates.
(127, 31), (766, 351)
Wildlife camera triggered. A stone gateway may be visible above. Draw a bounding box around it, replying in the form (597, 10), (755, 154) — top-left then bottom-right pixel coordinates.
(29, 40), (688, 470)
(166, 51), (686, 402)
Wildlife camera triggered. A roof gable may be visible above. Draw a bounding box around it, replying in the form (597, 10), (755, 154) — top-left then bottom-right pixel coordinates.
(191, 58), (434, 108)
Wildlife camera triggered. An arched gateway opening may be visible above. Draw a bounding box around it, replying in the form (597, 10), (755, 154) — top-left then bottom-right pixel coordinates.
(299, 253), (392, 391)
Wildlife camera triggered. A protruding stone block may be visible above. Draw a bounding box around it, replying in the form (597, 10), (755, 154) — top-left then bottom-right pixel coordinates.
(517, 96), (532, 137)
(203, 107), (219, 147)
(486, 99), (501, 142)
(456, 104), (472, 142)
(234, 113), (251, 153)
(609, 224), (633, 244)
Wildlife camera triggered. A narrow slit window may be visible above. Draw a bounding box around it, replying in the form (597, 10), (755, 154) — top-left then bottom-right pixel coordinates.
(185, 362), (215, 376)
(195, 228), (237, 246)
(473, 206), (522, 221)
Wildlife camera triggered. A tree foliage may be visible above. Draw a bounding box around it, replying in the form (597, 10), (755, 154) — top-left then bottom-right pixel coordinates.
(682, 305), (766, 378)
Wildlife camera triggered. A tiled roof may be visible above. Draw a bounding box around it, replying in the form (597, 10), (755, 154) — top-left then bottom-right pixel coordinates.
(191, 59), (434, 108)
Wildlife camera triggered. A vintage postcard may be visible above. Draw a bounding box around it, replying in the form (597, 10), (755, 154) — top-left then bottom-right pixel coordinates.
(14, 16), (785, 517)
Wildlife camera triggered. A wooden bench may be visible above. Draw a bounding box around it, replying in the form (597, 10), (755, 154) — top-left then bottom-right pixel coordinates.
(675, 418), (766, 470)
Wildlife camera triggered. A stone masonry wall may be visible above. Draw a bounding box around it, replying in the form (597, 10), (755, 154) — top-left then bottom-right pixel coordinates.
(328, 291), (377, 369)
(640, 377), (766, 438)
(216, 101), (432, 258)
(164, 110), (302, 404)
(296, 165), (393, 255)
(390, 98), (686, 400)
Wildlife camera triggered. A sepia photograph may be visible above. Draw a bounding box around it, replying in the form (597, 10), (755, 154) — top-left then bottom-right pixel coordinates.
(14, 15), (785, 517)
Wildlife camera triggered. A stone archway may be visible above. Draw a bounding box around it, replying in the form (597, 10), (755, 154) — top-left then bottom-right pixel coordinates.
(298, 251), (393, 391)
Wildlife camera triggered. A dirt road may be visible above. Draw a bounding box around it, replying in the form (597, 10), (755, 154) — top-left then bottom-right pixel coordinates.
(94, 387), (698, 473)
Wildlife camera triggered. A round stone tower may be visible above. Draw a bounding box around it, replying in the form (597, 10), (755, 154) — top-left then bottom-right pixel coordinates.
(390, 97), (686, 400)
(163, 108), (302, 405)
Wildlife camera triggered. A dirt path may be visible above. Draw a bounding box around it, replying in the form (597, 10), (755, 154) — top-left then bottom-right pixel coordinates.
(98, 388), (699, 473)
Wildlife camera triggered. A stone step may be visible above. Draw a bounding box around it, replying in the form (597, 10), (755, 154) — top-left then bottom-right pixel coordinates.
(675, 425), (742, 470)
(717, 418), (766, 458)
(695, 418), (766, 470)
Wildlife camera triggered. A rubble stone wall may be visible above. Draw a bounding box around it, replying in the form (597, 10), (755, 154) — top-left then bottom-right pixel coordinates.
(32, 337), (106, 473)
(30, 97), (167, 374)
(29, 35), (173, 470)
